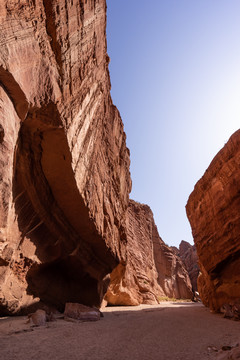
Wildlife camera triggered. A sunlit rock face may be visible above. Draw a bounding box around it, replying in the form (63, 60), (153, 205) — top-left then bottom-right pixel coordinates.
(186, 130), (240, 311)
(153, 228), (193, 300)
(105, 200), (193, 306)
(0, 0), (131, 314)
(179, 240), (199, 292)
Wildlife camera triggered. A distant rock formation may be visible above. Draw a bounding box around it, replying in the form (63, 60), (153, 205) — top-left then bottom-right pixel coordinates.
(186, 130), (240, 311)
(153, 231), (193, 300)
(179, 241), (199, 292)
(171, 241), (199, 293)
(105, 201), (193, 305)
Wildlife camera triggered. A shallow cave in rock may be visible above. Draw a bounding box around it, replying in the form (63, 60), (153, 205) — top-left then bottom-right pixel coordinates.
(26, 257), (100, 311)
(12, 104), (118, 311)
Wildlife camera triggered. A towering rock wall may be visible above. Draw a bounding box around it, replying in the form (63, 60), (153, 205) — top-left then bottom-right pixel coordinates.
(0, 0), (192, 315)
(105, 200), (193, 305)
(0, 0), (131, 314)
(186, 130), (240, 311)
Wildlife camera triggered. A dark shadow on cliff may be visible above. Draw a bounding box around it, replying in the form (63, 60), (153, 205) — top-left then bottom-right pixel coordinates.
(12, 103), (118, 313)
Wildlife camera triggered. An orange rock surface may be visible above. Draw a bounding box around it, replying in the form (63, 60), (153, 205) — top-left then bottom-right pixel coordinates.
(0, 0), (192, 315)
(0, 0), (131, 314)
(105, 201), (192, 305)
(179, 240), (199, 292)
(186, 130), (240, 311)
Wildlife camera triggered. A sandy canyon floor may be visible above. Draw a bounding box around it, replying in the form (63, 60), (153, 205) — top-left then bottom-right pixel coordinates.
(0, 302), (239, 360)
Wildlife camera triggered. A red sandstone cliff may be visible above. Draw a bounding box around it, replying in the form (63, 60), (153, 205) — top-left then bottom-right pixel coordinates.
(153, 229), (193, 300)
(186, 130), (240, 311)
(0, 0), (192, 315)
(105, 201), (193, 305)
(0, 0), (131, 314)
(179, 240), (199, 292)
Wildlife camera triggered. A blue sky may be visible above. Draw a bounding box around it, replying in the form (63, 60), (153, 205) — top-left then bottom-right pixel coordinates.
(106, 1), (240, 247)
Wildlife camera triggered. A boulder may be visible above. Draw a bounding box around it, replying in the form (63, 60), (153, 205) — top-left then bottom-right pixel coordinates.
(216, 344), (240, 360)
(220, 301), (240, 321)
(27, 309), (47, 326)
(64, 303), (100, 322)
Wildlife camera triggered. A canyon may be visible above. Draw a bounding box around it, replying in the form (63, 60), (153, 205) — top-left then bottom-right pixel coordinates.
(1, 2), (240, 360)
(0, 0), (239, 322)
(0, 0), (192, 315)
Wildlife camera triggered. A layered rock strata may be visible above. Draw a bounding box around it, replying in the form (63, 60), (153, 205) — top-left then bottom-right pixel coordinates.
(105, 200), (193, 305)
(153, 227), (193, 300)
(179, 240), (199, 292)
(0, 0), (131, 314)
(186, 130), (240, 311)
(0, 0), (193, 315)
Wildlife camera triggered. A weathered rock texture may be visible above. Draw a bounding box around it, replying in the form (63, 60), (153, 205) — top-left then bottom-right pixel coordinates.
(186, 130), (240, 311)
(0, 0), (131, 314)
(105, 200), (193, 305)
(216, 344), (240, 360)
(27, 309), (47, 326)
(153, 227), (193, 301)
(179, 240), (199, 292)
(64, 302), (101, 322)
(0, 0), (193, 315)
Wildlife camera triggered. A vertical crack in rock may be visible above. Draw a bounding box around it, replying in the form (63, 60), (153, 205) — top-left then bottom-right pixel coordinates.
(42, 0), (63, 78)
(0, 124), (4, 143)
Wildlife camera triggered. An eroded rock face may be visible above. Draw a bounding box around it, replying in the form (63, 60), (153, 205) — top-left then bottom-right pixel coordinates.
(186, 130), (240, 311)
(153, 228), (193, 300)
(0, 0), (131, 314)
(105, 201), (162, 305)
(105, 201), (193, 305)
(0, 0), (192, 314)
(179, 240), (199, 292)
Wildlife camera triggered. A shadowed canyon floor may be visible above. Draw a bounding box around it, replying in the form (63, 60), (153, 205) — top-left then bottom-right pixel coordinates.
(1, 303), (239, 360)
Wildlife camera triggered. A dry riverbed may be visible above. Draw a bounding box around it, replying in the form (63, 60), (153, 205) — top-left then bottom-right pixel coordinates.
(0, 302), (239, 360)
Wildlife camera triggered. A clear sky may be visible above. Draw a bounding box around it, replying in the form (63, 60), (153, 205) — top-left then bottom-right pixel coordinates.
(106, 1), (240, 247)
